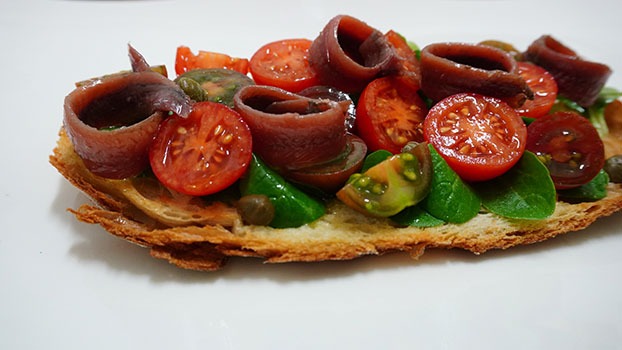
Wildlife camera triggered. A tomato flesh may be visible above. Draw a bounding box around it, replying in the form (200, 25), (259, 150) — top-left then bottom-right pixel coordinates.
(526, 111), (605, 189)
(515, 61), (558, 118)
(249, 38), (319, 93)
(423, 93), (527, 182)
(356, 76), (428, 154)
(337, 142), (432, 217)
(175, 46), (249, 76)
(149, 101), (252, 196)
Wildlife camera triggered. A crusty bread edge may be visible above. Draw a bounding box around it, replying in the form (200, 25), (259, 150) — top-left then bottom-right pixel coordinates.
(50, 128), (622, 271)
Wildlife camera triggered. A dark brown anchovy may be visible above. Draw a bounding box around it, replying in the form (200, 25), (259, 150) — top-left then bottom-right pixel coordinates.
(419, 42), (533, 108)
(128, 44), (151, 73)
(64, 70), (192, 179)
(233, 85), (349, 171)
(308, 15), (398, 93)
(524, 35), (612, 107)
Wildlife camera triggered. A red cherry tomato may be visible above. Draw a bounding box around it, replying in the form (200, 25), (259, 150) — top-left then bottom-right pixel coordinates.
(249, 38), (319, 92)
(356, 76), (428, 154)
(149, 101), (252, 196)
(175, 46), (249, 76)
(515, 61), (558, 118)
(526, 111), (605, 189)
(423, 93), (527, 182)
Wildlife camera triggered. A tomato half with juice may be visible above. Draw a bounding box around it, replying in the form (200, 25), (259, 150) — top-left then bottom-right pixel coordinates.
(249, 38), (319, 93)
(515, 61), (558, 118)
(526, 111), (604, 189)
(423, 93), (527, 182)
(149, 101), (252, 196)
(175, 46), (249, 75)
(356, 76), (428, 154)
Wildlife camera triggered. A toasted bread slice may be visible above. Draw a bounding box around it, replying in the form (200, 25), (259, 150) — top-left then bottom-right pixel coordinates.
(50, 127), (622, 271)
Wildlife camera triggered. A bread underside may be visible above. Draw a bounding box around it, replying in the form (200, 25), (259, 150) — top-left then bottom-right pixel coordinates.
(50, 129), (622, 271)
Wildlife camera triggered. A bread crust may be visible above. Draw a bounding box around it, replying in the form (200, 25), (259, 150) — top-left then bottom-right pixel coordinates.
(51, 128), (622, 271)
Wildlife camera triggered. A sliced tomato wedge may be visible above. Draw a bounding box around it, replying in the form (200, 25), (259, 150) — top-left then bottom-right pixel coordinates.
(423, 93), (527, 182)
(149, 101), (252, 196)
(175, 46), (249, 76)
(526, 111), (605, 189)
(249, 38), (319, 92)
(336, 142), (432, 217)
(355, 76), (428, 154)
(515, 61), (558, 118)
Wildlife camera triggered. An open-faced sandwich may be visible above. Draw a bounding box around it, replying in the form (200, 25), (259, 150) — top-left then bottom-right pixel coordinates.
(50, 15), (622, 271)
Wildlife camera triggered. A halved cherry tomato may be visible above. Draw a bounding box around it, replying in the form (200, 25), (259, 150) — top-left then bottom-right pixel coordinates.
(526, 111), (605, 189)
(174, 68), (255, 107)
(285, 134), (367, 193)
(423, 93), (527, 182)
(515, 61), (558, 118)
(149, 101), (252, 196)
(249, 38), (319, 93)
(336, 142), (432, 217)
(356, 76), (428, 154)
(175, 46), (249, 76)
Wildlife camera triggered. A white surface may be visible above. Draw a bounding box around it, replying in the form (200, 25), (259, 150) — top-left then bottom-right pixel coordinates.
(1, 0), (622, 349)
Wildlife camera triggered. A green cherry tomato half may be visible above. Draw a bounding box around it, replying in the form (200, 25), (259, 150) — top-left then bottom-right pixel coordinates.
(336, 142), (432, 217)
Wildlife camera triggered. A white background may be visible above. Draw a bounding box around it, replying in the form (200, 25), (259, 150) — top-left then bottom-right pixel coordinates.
(1, 0), (621, 349)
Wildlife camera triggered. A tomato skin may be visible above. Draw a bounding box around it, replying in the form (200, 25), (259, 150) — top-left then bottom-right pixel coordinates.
(526, 111), (605, 189)
(423, 93), (527, 182)
(356, 76), (428, 154)
(285, 134), (367, 193)
(149, 101), (252, 196)
(249, 38), (319, 93)
(175, 46), (249, 76)
(515, 62), (558, 118)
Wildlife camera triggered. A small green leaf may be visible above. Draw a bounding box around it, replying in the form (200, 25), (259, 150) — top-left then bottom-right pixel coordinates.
(587, 87), (622, 137)
(473, 151), (556, 220)
(391, 205), (445, 227)
(361, 150), (392, 172)
(558, 170), (609, 202)
(421, 145), (480, 223)
(240, 154), (325, 228)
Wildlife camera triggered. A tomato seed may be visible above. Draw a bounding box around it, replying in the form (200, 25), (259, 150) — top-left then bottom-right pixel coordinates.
(213, 124), (224, 136)
(439, 126), (452, 134)
(220, 133), (233, 145)
(459, 144), (472, 155)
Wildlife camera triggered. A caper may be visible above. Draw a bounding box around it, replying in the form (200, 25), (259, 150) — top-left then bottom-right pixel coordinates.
(604, 155), (622, 183)
(177, 77), (208, 102)
(236, 194), (276, 226)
